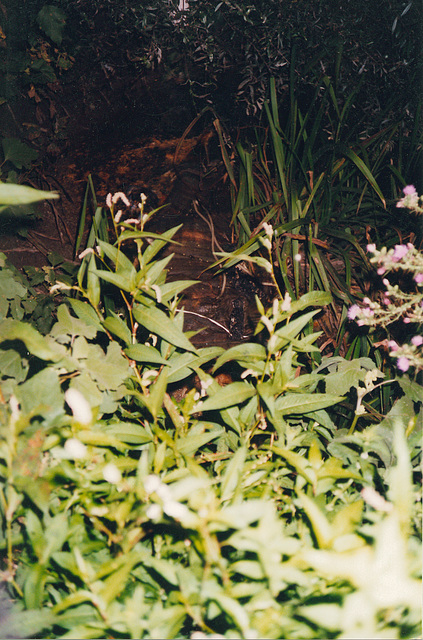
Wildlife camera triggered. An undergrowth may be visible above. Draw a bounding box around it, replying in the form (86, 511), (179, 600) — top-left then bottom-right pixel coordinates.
(0, 183), (421, 639)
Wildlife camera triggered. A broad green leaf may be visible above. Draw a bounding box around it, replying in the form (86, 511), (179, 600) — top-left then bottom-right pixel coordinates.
(41, 513), (69, 564)
(1, 138), (38, 170)
(176, 427), (224, 456)
(166, 347), (223, 384)
(397, 376), (423, 403)
(155, 279), (198, 303)
(0, 182), (57, 204)
(317, 356), (383, 396)
(16, 368), (63, 418)
(275, 392), (344, 415)
(37, 5), (67, 44)
(0, 605), (57, 639)
(197, 382), (256, 412)
(212, 342), (267, 371)
(50, 303), (98, 341)
(125, 343), (168, 365)
(103, 313), (132, 345)
(24, 564), (45, 610)
(97, 239), (135, 273)
(68, 298), (103, 332)
(0, 318), (64, 361)
(0, 348), (28, 382)
(102, 422), (153, 445)
(291, 290), (332, 311)
(92, 269), (133, 293)
(84, 341), (131, 390)
(133, 304), (197, 353)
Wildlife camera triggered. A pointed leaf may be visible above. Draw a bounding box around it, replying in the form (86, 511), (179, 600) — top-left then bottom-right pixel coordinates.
(133, 304), (197, 353)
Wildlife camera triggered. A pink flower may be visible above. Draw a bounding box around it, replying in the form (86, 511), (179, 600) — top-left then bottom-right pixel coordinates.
(392, 244), (409, 261)
(414, 273), (423, 284)
(396, 356), (410, 372)
(403, 185), (416, 195)
(377, 267), (386, 275)
(366, 244), (376, 253)
(403, 317), (411, 324)
(411, 335), (423, 347)
(388, 340), (399, 351)
(347, 304), (361, 320)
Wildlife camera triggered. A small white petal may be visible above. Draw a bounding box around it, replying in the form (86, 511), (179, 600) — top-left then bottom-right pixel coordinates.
(102, 463), (122, 484)
(144, 474), (162, 494)
(146, 504), (162, 520)
(64, 438), (87, 459)
(65, 389), (92, 425)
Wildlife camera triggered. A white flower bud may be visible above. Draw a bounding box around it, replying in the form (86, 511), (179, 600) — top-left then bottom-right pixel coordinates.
(102, 463), (122, 484)
(65, 388), (92, 425)
(64, 438), (87, 459)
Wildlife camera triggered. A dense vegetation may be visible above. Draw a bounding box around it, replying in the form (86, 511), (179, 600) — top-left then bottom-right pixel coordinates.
(0, 2), (422, 639)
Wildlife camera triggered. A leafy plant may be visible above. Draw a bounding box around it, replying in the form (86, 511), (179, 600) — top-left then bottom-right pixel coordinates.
(0, 184), (420, 639)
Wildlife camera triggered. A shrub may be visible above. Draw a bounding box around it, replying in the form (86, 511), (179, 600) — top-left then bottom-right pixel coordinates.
(0, 185), (421, 638)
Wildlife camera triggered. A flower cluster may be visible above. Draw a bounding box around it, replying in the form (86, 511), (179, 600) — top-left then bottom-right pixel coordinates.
(348, 186), (423, 373)
(395, 184), (423, 214)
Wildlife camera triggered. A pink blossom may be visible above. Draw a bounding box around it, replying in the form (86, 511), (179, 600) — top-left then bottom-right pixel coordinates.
(388, 340), (399, 351)
(403, 317), (411, 324)
(414, 273), (423, 284)
(396, 356), (410, 372)
(366, 244), (376, 253)
(403, 185), (416, 195)
(377, 267), (386, 275)
(392, 244), (409, 262)
(411, 335), (423, 347)
(347, 304), (361, 320)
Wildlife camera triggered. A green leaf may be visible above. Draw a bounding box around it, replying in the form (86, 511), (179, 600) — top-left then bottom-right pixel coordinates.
(176, 427), (224, 456)
(41, 513), (69, 564)
(133, 304), (197, 353)
(292, 290), (332, 311)
(23, 564), (46, 610)
(275, 392), (344, 415)
(16, 368), (63, 418)
(197, 382), (256, 412)
(92, 269), (133, 293)
(103, 313), (132, 345)
(50, 304), (98, 341)
(0, 348), (28, 382)
(102, 422), (152, 445)
(297, 490), (333, 548)
(78, 429), (128, 452)
(37, 5), (67, 45)
(0, 182), (58, 205)
(1, 138), (38, 170)
(97, 239), (135, 274)
(67, 299), (104, 333)
(154, 279), (197, 303)
(166, 347), (223, 384)
(220, 446), (246, 502)
(145, 367), (168, 421)
(124, 343), (168, 365)
(212, 342), (267, 371)
(84, 341), (131, 390)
